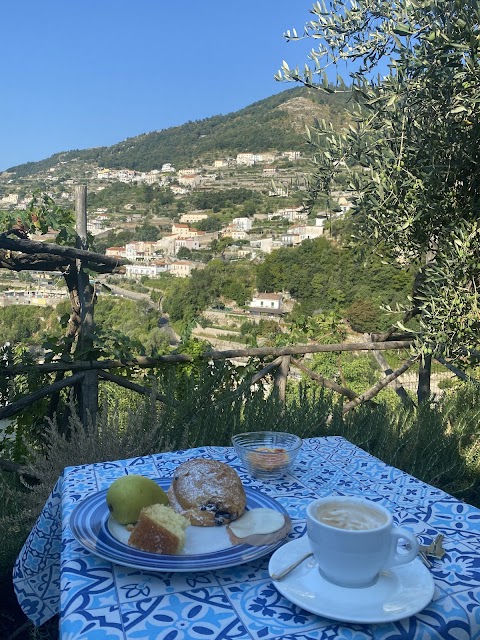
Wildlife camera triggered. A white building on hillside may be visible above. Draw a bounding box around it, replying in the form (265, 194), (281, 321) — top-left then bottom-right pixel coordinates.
(125, 241), (159, 262)
(281, 225), (324, 247)
(175, 237), (201, 253)
(0, 193), (19, 205)
(282, 151), (301, 161)
(105, 246), (126, 258)
(170, 260), (205, 278)
(125, 262), (168, 278)
(268, 207), (307, 222)
(236, 153), (256, 166)
(180, 212), (209, 224)
(177, 174), (202, 188)
(249, 292), (284, 316)
(232, 217), (253, 232)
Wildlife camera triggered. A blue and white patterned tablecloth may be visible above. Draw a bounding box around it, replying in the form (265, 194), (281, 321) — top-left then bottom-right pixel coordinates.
(13, 436), (480, 639)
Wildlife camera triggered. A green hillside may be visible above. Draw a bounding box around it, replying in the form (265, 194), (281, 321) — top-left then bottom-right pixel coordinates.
(6, 87), (351, 177)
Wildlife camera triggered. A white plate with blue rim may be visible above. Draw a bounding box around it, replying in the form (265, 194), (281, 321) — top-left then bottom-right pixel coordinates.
(269, 536), (435, 624)
(70, 477), (289, 572)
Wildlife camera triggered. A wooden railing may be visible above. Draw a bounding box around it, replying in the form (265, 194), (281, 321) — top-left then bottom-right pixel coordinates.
(0, 338), (419, 421)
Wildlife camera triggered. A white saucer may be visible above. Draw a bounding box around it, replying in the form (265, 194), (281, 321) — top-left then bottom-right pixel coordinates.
(269, 536), (435, 624)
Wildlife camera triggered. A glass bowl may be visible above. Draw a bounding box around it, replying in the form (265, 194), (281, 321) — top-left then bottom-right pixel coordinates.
(232, 431), (302, 479)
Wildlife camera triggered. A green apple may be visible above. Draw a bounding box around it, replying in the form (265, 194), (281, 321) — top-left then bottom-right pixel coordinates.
(106, 474), (168, 524)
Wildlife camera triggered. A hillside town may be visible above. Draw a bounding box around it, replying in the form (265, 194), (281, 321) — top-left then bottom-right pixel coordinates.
(0, 146), (352, 316)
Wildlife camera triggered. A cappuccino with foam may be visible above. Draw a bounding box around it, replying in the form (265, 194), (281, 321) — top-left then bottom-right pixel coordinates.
(314, 499), (388, 531)
(306, 496), (419, 587)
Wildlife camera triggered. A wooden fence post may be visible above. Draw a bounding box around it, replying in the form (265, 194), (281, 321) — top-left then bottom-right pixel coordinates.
(75, 185), (98, 428)
(417, 354), (432, 403)
(274, 356), (290, 408)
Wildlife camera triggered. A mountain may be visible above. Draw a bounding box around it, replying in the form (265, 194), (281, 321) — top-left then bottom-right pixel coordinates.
(6, 87), (351, 177)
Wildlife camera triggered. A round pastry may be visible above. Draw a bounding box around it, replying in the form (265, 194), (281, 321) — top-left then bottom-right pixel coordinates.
(167, 459), (247, 526)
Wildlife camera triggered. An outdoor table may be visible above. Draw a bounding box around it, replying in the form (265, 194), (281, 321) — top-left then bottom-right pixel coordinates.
(13, 435), (480, 639)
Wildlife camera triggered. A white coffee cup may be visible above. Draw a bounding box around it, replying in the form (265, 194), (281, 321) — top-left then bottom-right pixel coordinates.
(306, 496), (419, 588)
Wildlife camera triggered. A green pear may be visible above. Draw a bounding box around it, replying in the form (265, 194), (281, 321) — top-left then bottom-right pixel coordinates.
(106, 474), (168, 524)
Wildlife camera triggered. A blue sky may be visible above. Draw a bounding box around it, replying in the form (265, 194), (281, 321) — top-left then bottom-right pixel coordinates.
(0, 1), (323, 172)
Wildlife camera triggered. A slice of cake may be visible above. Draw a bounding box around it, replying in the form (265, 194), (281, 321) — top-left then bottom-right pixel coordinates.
(128, 504), (190, 554)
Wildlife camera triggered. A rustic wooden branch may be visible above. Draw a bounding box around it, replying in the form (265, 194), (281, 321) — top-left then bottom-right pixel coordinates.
(371, 349), (415, 407)
(204, 341), (414, 360)
(75, 185), (98, 428)
(342, 356), (419, 414)
(0, 457), (41, 481)
(98, 370), (175, 405)
(249, 357), (283, 386)
(435, 356), (480, 385)
(365, 334), (415, 409)
(0, 341), (415, 376)
(290, 357), (357, 400)
(274, 356), (290, 405)
(0, 250), (71, 271)
(0, 372), (85, 420)
(0, 248), (125, 274)
(0, 233), (127, 267)
(369, 332), (417, 342)
(0, 458), (23, 474)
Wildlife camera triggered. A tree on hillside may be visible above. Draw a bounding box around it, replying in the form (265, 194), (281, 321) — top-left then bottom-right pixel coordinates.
(135, 222), (160, 241)
(256, 237), (412, 322)
(278, 0), (480, 371)
(163, 260), (255, 332)
(195, 217), (223, 232)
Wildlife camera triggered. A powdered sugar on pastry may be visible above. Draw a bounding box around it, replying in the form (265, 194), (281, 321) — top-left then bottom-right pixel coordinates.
(167, 459), (246, 527)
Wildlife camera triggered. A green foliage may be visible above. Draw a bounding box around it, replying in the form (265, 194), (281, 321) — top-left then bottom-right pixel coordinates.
(134, 222), (160, 241)
(0, 192), (75, 242)
(0, 306), (46, 344)
(287, 314), (379, 392)
(0, 344), (53, 461)
(194, 217), (223, 232)
(90, 297), (169, 358)
(257, 237), (412, 326)
(176, 246), (193, 260)
(190, 188), (260, 211)
(88, 182), (174, 210)
(338, 354), (378, 395)
(163, 260), (255, 331)
(93, 229), (135, 254)
(279, 0), (480, 365)
(345, 298), (384, 333)
(239, 319), (283, 347)
(0, 296), (173, 462)
(415, 222), (480, 363)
